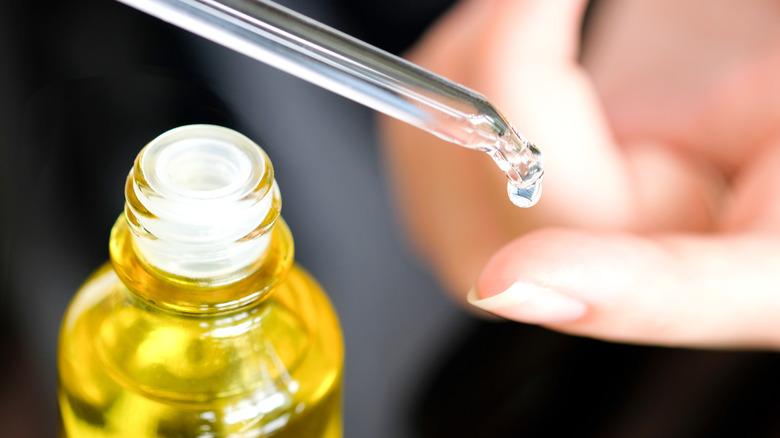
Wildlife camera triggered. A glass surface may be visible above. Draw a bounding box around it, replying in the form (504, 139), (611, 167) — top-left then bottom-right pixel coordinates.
(58, 126), (343, 437)
(116, 0), (544, 206)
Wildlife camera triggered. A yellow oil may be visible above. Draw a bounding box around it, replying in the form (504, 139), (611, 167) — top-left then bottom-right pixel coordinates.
(58, 218), (343, 437)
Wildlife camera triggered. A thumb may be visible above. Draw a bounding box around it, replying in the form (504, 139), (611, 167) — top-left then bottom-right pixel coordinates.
(470, 228), (780, 349)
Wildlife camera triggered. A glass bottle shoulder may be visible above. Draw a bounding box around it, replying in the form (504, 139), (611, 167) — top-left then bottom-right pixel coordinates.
(60, 263), (341, 396)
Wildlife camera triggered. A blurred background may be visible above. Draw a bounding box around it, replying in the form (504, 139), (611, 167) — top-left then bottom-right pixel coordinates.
(1, 0), (779, 437)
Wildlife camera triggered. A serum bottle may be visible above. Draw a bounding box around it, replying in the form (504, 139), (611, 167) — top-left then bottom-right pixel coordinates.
(58, 125), (343, 437)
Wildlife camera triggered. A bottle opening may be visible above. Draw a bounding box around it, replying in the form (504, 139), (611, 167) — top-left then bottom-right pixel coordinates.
(153, 138), (252, 198)
(127, 125), (280, 280)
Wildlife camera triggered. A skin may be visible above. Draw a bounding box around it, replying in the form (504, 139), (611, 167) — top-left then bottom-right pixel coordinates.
(379, 0), (780, 349)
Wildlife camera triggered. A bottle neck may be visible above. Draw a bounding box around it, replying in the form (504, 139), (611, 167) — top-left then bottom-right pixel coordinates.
(110, 125), (291, 314)
(110, 216), (294, 314)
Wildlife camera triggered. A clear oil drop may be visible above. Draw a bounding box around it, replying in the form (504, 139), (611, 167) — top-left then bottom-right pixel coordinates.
(507, 179), (543, 208)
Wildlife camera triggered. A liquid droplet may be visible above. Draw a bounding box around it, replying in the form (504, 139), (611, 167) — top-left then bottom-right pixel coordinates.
(507, 179), (542, 208)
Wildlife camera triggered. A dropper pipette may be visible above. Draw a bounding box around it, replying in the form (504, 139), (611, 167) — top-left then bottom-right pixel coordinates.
(117, 0), (544, 207)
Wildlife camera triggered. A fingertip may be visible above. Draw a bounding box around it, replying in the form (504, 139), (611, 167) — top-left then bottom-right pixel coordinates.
(471, 229), (605, 324)
(468, 281), (588, 324)
(477, 229), (599, 295)
(473, 228), (651, 323)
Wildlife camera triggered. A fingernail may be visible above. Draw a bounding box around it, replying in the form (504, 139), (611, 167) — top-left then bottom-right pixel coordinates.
(468, 282), (587, 324)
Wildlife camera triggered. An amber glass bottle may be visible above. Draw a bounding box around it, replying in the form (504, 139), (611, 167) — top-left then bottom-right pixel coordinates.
(58, 125), (343, 437)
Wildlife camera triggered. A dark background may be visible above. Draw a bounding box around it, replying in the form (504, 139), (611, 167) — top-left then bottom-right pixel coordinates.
(2, 0), (779, 437)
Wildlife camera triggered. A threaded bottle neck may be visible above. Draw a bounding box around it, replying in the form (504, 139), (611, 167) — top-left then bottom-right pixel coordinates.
(124, 125), (281, 282)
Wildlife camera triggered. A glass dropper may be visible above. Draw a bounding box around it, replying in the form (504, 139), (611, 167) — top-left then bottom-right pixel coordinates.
(117, 0), (544, 207)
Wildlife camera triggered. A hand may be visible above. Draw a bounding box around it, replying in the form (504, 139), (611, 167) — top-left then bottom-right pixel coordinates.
(379, 0), (780, 349)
